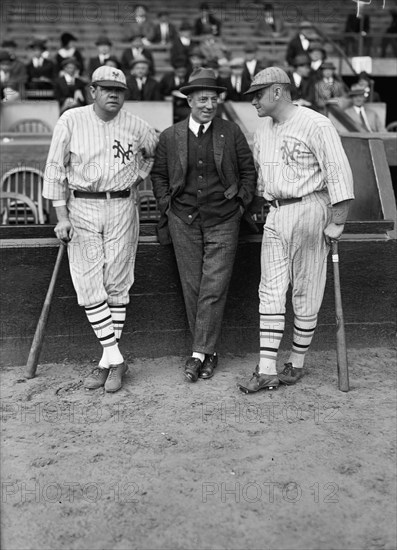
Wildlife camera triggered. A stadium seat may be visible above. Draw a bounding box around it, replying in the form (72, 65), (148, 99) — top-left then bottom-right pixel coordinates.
(1, 167), (48, 224)
(8, 119), (52, 134)
(0, 191), (39, 225)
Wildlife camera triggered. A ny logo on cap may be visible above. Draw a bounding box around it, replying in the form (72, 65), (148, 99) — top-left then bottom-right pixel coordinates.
(112, 71), (120, 79)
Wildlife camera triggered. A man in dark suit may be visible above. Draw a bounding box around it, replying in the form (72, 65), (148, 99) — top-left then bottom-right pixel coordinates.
(26, 39), (56, 96)
(151, 11), (178, 44)
(287, 53), (313, 106)
(151, 68), (256, 382)
(121, 35), (155, 76)
(125, 57), (162, 101)
(193, 2), (221, 36)
(242, 42), (265, 81)
(218, 57), (252, 101)
(88, 35), (115, 77)
(170, 20), (195, 69)
(285, 22), (312, 66)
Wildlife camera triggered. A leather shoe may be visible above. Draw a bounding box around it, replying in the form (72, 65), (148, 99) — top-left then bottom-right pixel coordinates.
(199, 353), (218, 379)
(184, 357), (202, 382)
(238, 366), (279, 393)
(84, 367), (109, 389)
(104, 361), (128, 393)
(278, 363), (304, 385)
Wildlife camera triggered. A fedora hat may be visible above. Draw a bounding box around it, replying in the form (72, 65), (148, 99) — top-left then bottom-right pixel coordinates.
(179, 67), (226, 95)
(95, 35), (112, 46)
(61, 56), (79, 68)
(320, 61), (336, 70)
(130, 55), (150, 68)
(348, 83), (367, 96)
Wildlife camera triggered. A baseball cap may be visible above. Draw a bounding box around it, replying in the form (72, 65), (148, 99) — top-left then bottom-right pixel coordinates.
(91, 66), (127, 89)
(244, 66), (291, 95)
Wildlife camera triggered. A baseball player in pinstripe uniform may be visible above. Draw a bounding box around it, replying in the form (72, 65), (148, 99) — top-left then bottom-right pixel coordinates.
(238, 67), (354, 392)
(43, 66), (158, 392)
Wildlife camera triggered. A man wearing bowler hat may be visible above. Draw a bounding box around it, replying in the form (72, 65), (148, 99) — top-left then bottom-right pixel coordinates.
(344, 83), (385, 132)
(151, 68), (256, 382)
(43, 66), (158, 392)
(88, 35), (115, 77)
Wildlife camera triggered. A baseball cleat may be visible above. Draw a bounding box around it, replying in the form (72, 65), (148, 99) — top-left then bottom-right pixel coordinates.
(238, 366), (279, 393)
(104, 361), (128, 392)
(84, 367), (109, 389)
(278, 363), (304, 385)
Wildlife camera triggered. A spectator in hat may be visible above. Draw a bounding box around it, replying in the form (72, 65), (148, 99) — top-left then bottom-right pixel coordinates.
(104, 57), (122, 70)
(199, 33), (229, 65)
(288, 53), (313, 106)
(313, 61), (348, 114)
(26, 39), (56, 94)
(151, 11), (178, 45)
(1, 40), (27, 96)
(121, 34), (155, 76)
(0, 50), (21, 101)
(56, 32), (84, 75)
(151, 67), (256, 384)
(88, 36), (115, 77)
(242, 42), (266, 81)
(308, 41), (327, 77)
(344, 84), (385, 132)
(54, 57), (87, 113)
(254, 3), (285, 37)
(193, 2), (221, 36)
(126, 56), (162, 101)
(218, 57), (252, 101)
(159, 59), (190, 122)
(170, 21), (195, 69)
(356, 71), (381, 102)
(128, 4), (155, 45)
(285, 21), (313, 67)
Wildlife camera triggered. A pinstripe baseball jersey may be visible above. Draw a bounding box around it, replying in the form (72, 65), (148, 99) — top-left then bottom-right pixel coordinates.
(253, 106), (354, 205)
(43, 105), (158, 200)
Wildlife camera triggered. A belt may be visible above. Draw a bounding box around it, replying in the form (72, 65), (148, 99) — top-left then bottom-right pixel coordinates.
(269, 197), (302, 208)
(72, 189), (131, 199)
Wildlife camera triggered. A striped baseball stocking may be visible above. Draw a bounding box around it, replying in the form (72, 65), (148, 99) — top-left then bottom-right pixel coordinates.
(109, 305), (127, 342)
(259, 313), (285, 375)
(84, 301), (124, 368)
(288, 314), (318, 369)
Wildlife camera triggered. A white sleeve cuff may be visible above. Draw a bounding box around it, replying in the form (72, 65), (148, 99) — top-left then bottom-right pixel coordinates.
(53, 200), (67, 207)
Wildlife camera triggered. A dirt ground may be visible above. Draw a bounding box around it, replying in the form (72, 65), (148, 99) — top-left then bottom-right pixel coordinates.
(1, 347), (396, 550)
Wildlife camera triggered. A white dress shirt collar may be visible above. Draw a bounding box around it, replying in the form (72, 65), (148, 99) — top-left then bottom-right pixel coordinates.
(189, 116), (212, 137)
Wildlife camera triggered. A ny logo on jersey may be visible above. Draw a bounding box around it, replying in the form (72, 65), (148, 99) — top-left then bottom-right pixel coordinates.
(113, 140), (134, 165)
(281, 139), (302, 165)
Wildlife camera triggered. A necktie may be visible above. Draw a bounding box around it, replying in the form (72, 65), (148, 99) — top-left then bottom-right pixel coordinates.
(198, 124), (205, 137)
(359, 108), (372, 132)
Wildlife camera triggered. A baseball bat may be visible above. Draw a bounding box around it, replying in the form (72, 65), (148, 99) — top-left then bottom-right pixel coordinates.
(25, 243), (66, 379)
(331, 240), (349, 392)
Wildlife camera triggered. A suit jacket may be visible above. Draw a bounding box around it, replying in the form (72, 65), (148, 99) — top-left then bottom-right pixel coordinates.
(126, 75), (163, 101)
(170, 37), (195, 69)
(344, 106), (385, 132)
(120, 48), (155, 75)
(217, 75), (252, 102)
(159, 71), (189, 96)
(26, 59), (56, 88)
(193, 15), (221, 36)
(287, 72), (313, 102)
(151, 22), (178, 43)
(54, 76), (87, 106)
(285, 34), (309, 66)
(151, 117), (256, 243)
(313, 78), (348, 111)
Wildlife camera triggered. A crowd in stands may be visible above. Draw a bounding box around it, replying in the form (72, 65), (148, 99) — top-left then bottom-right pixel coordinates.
(0, 2), (393, 127)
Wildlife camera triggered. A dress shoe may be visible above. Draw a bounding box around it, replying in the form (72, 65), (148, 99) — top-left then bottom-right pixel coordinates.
(184, 357), (202, 382)
(199, 353), (218, 379)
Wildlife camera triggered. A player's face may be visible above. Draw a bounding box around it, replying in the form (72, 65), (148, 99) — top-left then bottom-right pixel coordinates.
(91, 85), (126, 116)
(251, 85), (276, 117)
(187, 90), (218, 123)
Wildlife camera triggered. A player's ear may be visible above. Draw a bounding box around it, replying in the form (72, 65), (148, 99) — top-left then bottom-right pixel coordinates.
(89, 85), (96, 100)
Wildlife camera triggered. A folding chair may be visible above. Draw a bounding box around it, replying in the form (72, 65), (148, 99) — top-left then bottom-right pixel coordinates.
(1, 191), (39, 225)
(8, 119), (52, 134)
(1, 167), (48, 224)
